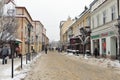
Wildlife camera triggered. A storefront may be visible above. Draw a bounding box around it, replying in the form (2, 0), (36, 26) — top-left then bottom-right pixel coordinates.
(91, 31), (117, 58)
(68, 37), (81, 51)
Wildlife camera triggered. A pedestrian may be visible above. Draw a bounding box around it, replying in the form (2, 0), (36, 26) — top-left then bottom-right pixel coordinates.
(1, 45), (9, 64)
(45, 47), (48, 54)
(17, 47), (21, 58)
(15, 47), (19, 57)
(8, 46), (11, 59)
(94, 48), (98, 58)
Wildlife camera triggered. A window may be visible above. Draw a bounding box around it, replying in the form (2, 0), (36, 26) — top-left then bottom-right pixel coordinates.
(103, 10), (106, 24)
(87, 17), (90, 26)
(102, 38), (106, 54)
(96, 14), (100, 26)
(111, 5), (116, 20)
(25, 26), (27, 37)
(92, 18), (94, 28)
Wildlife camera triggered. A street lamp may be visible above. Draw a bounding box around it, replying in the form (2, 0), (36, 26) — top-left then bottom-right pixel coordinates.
(7, 9), (15, 78)
(79, 26), (91, 56)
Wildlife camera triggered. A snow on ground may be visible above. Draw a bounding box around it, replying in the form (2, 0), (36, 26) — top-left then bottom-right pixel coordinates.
(13, 53), (41, 80)
(2, 52), (120, 80)
(0, 53), (41, 80)
(65, 52), (120, 69)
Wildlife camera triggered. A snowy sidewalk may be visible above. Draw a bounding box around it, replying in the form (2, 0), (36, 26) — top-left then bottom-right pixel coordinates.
(0, 53), (42, 80)
(63, 52), (120, 69)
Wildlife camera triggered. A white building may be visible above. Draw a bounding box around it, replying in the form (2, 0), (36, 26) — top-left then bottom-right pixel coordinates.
(90, 0), (119, 58)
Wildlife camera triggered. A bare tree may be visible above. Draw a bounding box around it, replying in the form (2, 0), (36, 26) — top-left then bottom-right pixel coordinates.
(0, 8), (18, 44)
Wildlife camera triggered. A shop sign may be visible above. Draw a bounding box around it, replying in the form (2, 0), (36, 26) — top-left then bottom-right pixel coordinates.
(101, 33), (108, 37)
(91, 31), (114, 39)
(91, 34), (100, 39)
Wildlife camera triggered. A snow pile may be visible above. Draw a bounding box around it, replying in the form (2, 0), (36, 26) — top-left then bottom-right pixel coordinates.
(65, 53), (120, 69)
(85, 57), (120, 69)
(108, 60), (120, 68)
(67, 53), (73, 56)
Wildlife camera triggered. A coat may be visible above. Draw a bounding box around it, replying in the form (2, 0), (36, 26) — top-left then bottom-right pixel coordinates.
(1, 47), (9, 56)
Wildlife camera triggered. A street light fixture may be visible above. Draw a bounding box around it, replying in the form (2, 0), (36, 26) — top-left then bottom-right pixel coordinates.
(7, 9), (15, 78)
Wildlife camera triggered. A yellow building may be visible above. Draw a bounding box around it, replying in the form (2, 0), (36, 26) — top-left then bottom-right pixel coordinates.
(66, 7), (91, 53)
(15, 6), (45, 54)
(15, 7), (33, 55)
(59, 17), (74, 50)
(33, 21), (43, 52)
(42, 26), (47, 50)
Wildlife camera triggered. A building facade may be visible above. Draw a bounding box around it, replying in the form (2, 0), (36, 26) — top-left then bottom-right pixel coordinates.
(33, 21), (43, 52)
(16, 7), (34, 55)
(16, 7), (47, 54)
(42, 27), (49, 50)
(59, 17), (74, 50)
(90, 0), (119, 58)
(66, 7), (91, 53)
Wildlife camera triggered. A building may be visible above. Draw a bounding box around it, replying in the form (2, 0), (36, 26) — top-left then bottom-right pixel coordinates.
(59, 17), (74, 50)
(0, 1), (49, 56)
(42, 27), (48, 50)
(66, 7), (91, 54)
(33, 21), (43, 52)
(16, 7), (34, 55)
(16, 7), (47, 54)
(90, 0), (118, 58)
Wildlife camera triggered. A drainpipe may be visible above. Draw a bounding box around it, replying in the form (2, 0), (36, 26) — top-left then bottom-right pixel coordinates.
(117, 0), (119, 17)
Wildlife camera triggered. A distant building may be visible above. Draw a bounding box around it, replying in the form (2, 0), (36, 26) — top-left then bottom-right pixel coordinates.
(59, 17), (74, 51)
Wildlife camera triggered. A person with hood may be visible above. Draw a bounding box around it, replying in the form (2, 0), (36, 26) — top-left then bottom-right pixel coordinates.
(1, 46), (9, 64)
(45, 47), (48, 54)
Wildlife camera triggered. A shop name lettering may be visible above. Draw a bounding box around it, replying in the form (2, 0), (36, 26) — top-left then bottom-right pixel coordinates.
(101, 33), (108, 37)
(91, 31), (114, 39)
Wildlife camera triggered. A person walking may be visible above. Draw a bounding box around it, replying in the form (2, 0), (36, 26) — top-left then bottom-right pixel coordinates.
(17, 47), (21, 58)
(94, 48), (98, 58)
(1, 46), (9, 64)
(45, 47), (48, 54)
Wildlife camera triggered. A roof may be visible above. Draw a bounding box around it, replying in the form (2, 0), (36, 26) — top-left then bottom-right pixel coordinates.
(5, 0), (15, 5)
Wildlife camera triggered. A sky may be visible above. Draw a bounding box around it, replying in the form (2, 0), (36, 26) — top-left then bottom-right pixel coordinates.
(15, 0), (93, 41)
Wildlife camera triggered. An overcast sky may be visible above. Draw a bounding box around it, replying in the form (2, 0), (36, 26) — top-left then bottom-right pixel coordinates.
(15, 0), (93, 41)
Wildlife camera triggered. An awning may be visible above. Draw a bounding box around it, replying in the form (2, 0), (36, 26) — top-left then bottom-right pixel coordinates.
(15, 38), (22, 43)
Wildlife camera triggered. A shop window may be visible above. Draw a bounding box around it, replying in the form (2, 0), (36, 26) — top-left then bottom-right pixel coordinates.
(102, 38), (106, 54)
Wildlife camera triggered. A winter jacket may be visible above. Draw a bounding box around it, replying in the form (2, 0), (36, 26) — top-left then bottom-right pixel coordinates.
(1, 47), (9, 56)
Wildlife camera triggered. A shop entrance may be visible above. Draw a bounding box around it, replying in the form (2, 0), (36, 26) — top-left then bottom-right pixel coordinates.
(111, 37), (117, 59)
(93, 39), (100, 56)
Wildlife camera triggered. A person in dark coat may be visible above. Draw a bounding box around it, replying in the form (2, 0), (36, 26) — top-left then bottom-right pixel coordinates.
(1, 46), (9, 64)
(94, 48), (98, 58)
(45, 47), (48, 54)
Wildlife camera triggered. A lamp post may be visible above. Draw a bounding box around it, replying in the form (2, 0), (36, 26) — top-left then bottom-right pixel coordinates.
(79, 26), (91, 57)
(7, 9), (15, 78)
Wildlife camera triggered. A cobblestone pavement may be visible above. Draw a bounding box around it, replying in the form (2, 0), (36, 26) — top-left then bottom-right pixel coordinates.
(24, 51), (120, 80)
